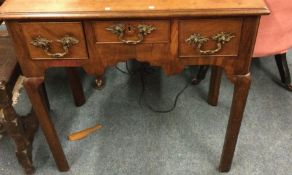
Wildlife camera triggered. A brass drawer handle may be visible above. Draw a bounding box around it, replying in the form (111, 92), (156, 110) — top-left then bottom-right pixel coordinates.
(106, 24), (156, 45)
(30, 35), (79, 58)
(186, 32), (235, 55)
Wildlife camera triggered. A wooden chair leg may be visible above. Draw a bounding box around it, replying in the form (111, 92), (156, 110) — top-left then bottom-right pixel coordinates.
(275, 53), (292, 91)
(23, 77), (69, 172)
(66, 68), (86, 106)
(219, 73), (251, 172)
(21, 110), (39, 144)
(208, 66), (223, 106)
(0, 81), (36, 175)
(191, 65), (210, 85)
(0, 121), (5, 134)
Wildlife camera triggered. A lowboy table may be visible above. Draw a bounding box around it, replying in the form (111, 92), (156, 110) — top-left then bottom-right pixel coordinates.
(0, 0), (269, 173)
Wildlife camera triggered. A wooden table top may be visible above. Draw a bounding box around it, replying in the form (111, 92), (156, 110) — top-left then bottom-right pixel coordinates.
(0, 0), (269, 19)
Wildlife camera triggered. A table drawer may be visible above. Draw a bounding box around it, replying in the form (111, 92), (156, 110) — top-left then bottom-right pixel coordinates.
(21, 22), (88, 60)
(93, 20), (170, 44)
(179, 19), (243, 58)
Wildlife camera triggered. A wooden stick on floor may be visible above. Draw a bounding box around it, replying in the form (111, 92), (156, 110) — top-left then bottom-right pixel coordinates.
(68, 124), (103, 141)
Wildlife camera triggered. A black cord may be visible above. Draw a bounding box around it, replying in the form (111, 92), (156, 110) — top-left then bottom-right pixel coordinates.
(115, 65), (130, 74)
(115, 61), (141, 75)
(115, 61), (189, 113)
(139, 69), (189, 113)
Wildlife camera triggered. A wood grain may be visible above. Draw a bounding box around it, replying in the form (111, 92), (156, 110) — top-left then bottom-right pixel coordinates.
(0, 0), (269, 19)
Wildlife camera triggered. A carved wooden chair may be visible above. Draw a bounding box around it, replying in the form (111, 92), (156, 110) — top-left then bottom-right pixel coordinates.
(0, 29), (38, 174)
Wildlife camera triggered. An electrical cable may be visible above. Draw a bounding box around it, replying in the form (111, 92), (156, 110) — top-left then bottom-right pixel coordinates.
(115, 65), (130, 74)
(115, 61), (189, 113)
(139, 69), (189, 113)
(115, 61), (141, 75)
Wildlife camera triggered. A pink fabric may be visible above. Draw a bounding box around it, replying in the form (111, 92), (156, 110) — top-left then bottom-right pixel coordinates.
(253, 0), (292, 57)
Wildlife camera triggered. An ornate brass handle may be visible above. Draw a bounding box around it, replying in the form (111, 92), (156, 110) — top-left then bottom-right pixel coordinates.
(106, 24), (156, 45)
(186, 32), (235, 55)
(30, 35), (79, 58)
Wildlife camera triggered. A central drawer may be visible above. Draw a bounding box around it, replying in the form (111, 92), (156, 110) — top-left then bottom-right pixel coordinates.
(93, 20), (170, 44)
(91, 20), (170, 62)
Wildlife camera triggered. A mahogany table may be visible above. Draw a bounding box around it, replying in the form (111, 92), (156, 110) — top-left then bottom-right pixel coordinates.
(0, 0), (269, 173)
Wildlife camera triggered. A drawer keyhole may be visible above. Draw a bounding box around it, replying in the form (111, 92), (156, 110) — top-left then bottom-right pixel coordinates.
(126, 25), (136, 35)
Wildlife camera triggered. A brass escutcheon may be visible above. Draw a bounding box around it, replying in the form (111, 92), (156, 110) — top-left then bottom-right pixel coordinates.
(105, 23), (156, 45)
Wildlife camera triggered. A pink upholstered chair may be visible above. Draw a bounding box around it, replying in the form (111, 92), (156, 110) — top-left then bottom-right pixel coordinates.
(192, 0), (292, 91)
(253, 0), (292, 90)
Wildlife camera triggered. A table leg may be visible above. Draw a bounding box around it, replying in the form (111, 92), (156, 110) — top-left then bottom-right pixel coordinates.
(66, 68), (86, 106)
(191, 65), (209, 85)
(23, 77), (69, 172)
(208, 66), (223, 106)
(219, 73), (251, 172)
(41, 83), (50, 111)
